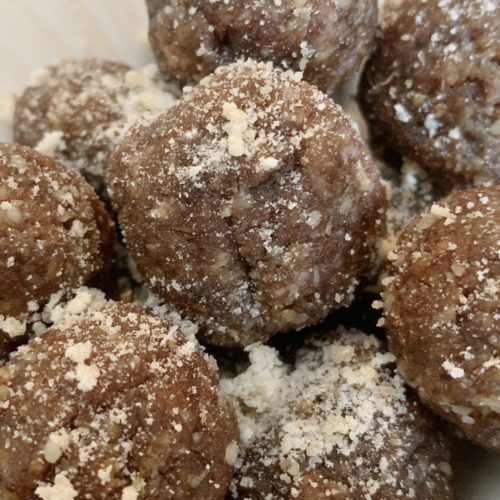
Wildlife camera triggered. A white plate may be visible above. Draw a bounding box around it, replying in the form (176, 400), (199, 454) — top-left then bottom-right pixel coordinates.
(0, 1), (498, 498)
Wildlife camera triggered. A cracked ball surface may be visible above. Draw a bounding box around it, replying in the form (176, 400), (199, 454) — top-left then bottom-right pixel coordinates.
(107, 60), (387, 347)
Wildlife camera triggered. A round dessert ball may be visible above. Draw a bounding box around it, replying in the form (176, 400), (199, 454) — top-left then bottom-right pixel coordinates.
(221, 328), (453, 499)
(360, 0), (500, 189)
(107, 60), (387, 348)
(383, 185), (500, 450)
(0, 290), (238, 499)
(146, 0), (378, 93)
(13, 59), (177, 193)
(0, 143), (115, 359)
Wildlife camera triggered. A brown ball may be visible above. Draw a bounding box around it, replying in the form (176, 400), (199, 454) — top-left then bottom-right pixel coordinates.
(0, 293), (238, 499)
(360, 0), (500, 189)
(146, 0), (378, 93)
(13, 59), (177, 193)
(222, 328), (453, 499)
(0, 143), (115, 359)
(383, 185), (500, 450)
(107, 60), (387, 348)
(13, 59), (131, 191)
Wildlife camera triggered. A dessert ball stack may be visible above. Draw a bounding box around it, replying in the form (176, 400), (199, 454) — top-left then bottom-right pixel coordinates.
(1, 0), (499, 497)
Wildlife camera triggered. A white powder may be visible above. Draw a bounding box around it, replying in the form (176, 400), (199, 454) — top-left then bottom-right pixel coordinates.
(222, 329), (415, 494)
(483, 358), (500, 370)
(259, 157), (279, 171)
(21, 62), (178, 180)
(0, 315), (26, 338)
(48, 287), (107, 328)
(65, 341), (92, 364)
(103, 64), (178, 145)
(35, 473), (77, 500)
(222, 101), (250, 157)
(66, 362), (100, 392)
(43, 429), (70, 463)
(221, 343), (288, 446)
(394, 103), (412, 123)
(442, 359), (465, 379)
(69, 220), (85, 238)
(35, 131), (66, 157)
(430, 203), (456, 222)
(305, 210), (322, 228)
(97, 465), (113, 485)
(121, 486), (138, 500)
(424, 114), (441, 137)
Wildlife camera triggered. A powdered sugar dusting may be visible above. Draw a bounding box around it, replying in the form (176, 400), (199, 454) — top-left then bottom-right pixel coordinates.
(222, 328), (451, 497)
(108, 59), (386, 347)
